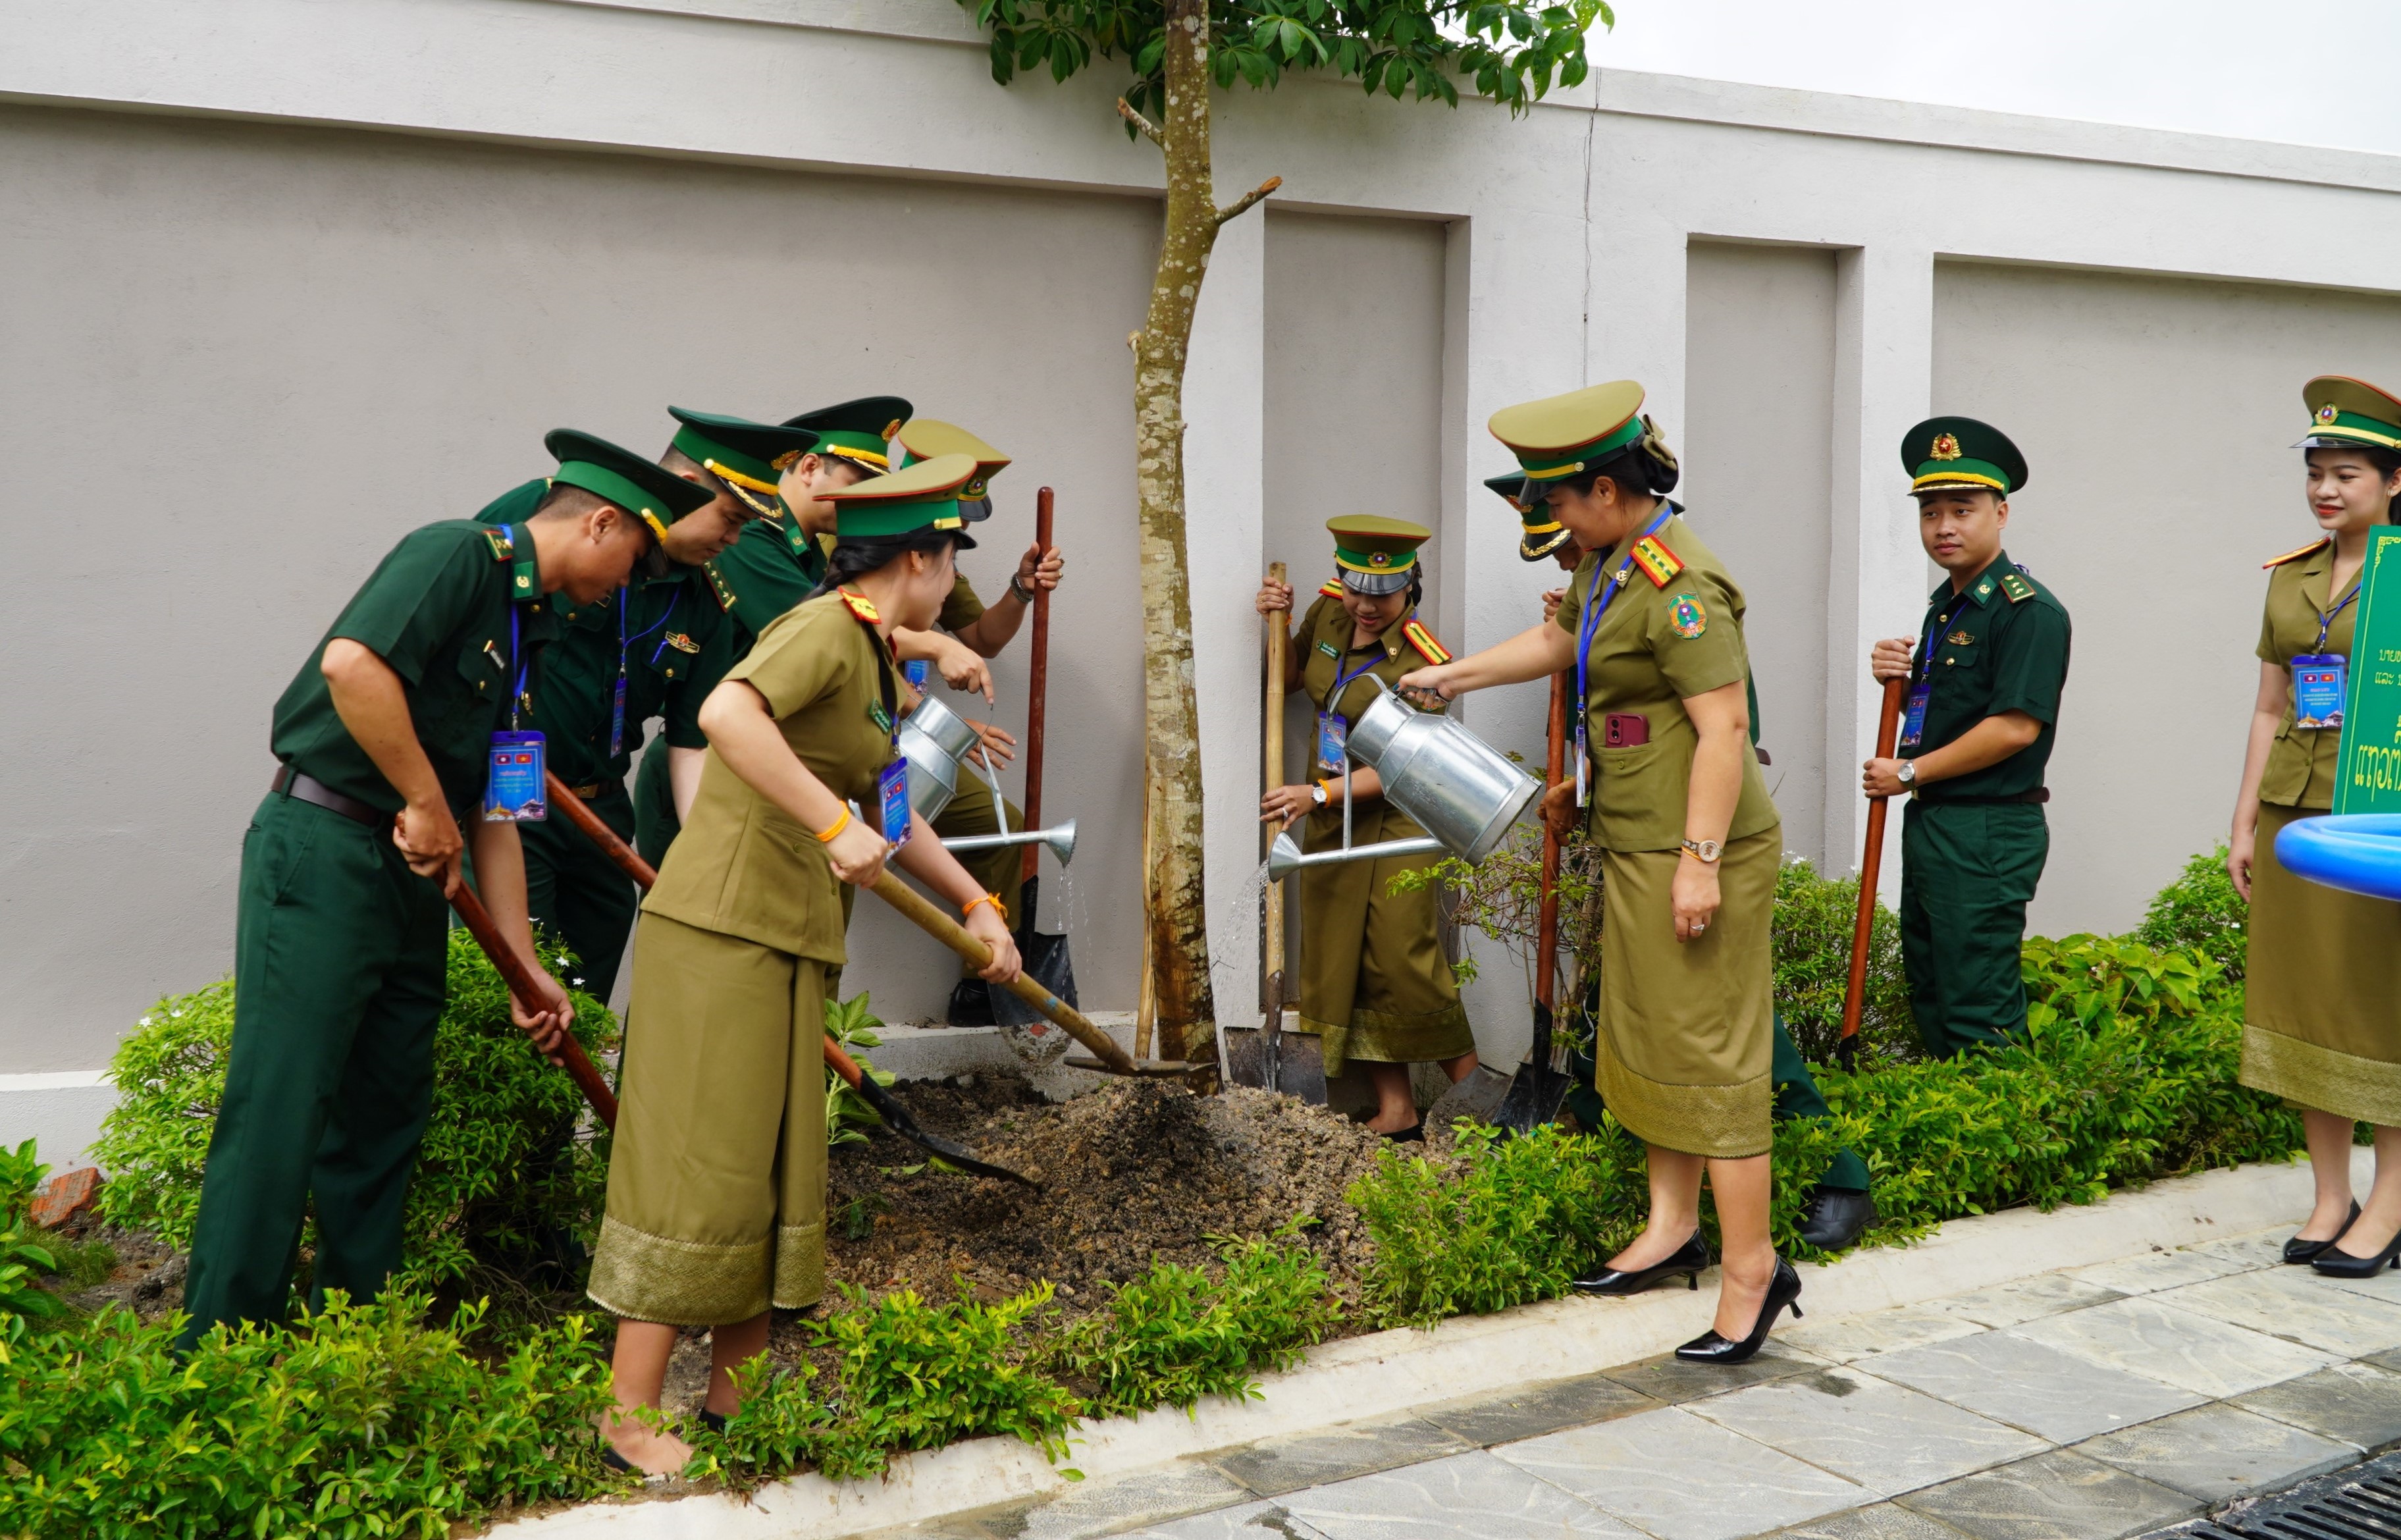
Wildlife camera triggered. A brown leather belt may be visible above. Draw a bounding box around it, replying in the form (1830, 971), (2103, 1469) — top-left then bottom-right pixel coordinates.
(562, 781), (606, 800)
(272, 765), (384, 826)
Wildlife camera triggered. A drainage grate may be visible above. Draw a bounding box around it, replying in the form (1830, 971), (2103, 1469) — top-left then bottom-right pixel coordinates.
(2149, 1451), (2401, 1539)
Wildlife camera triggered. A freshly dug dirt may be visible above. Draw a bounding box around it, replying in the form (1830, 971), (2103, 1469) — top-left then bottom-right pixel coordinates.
(824, 1078), (1397, 1317)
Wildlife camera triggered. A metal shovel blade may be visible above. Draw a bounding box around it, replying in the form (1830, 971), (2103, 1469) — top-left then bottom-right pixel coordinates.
(850, 1072), (1038, 1188)
(1427, 1063), (1517, 1129)
(1222, 1016), (1329, 1103)
(1492, 1003), (1574, 1134)
(991, 876), (1078, 1065)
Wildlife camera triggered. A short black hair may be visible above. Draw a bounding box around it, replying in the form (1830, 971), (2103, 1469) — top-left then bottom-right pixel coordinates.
(531, 482), (606, 519)
(808, 527), (970, 598)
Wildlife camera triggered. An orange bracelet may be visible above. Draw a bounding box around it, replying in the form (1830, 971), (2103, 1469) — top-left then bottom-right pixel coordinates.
(814, 807), (851, 844)
(1319, 777), (1344, 803)
(962, 891), (1005, 923)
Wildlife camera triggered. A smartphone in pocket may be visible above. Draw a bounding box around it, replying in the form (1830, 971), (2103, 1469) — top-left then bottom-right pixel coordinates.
(1603, 713), (1650, 748)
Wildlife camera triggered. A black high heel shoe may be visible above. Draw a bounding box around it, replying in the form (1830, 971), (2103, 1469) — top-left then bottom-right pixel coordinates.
(2312, 1219), (2401, 1279)
(1675, 1258), (1804, 1366)
(1573, 1231), (1710, 1296)
(2284, 1202), (2361, 1264)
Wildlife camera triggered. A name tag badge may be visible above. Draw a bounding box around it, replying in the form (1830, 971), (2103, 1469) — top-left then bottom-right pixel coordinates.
(878, 758), (912, 847)
(608, 671), (627, 758)
(483, 730), (547, 822)
(2293, 654), (2347, 729)
(1315, 712), (1349, 774)
(1899, 683), (1932, 749)
(1573, 724), (1590, 807)
(905, 658), (932, 690)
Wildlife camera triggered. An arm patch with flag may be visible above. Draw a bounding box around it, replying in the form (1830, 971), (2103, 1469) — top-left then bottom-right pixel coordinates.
(1402, 620), (1450, 665)
(1630, 536), (1684, 589)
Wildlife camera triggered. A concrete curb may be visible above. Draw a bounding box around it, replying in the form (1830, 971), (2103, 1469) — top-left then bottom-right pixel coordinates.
(490, 1154), (2323, 1539)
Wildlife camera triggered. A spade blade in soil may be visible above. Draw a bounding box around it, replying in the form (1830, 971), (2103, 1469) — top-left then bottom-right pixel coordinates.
(1492, 1002), (1573, 1134)
(1224, 1017), (1328, 1104)
(1426, 1063), (1516, 1130)
(991, 879), (1078, 1067)
(853, 1075), (1038, 1188)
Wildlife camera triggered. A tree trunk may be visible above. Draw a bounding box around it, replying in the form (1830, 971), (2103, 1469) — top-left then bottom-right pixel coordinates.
(1128, 0), (1220, 1063)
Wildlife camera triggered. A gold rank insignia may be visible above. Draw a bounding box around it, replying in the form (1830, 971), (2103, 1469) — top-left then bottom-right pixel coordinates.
(837, 587), (882, 624)
(704, 561), (738, 612)
(1319, 579), (1346, 597)
(1931, 433), (1963, 460)
(2264, 537), (2333, 569)
(1630, 536), (1684, 589)
(1998, 571), (2036, 603)
(664, 631), (700, 654)
(1402, 619), (1450, 665)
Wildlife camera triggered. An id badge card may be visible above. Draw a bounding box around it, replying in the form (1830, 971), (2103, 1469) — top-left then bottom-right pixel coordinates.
(1574, 724), (1590, 807)
(2292, 653), (2347, 729)
(1899, 684), (1932, 749)
(607, 670), (627, 758)
(1315, 712), (1348, 774)
(483, 730), (547, 822)
(878, 758), (912, 847)
(905, 658), (932, 691)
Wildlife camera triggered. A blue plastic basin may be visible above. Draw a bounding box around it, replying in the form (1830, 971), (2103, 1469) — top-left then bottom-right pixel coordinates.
(2273, 814), (2401, 902)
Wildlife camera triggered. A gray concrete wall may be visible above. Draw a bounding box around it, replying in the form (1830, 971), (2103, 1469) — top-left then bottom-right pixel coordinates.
(0, 103), (1159, 1060)
(1683, 241), (1839, 870)
(1931, 259), (2401, 937)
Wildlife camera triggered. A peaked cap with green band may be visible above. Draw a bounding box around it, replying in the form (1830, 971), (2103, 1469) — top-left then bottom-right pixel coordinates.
(1901, 416), (2028, 496)
(782, 396), (910, 475)
(2299, 375), (2401, 453)
(822, 452), (983, 541)
(891, 418), (1010, 521)
(543, 429), (714, 541)
(1487, 471), (1574, 562)
(1489, 380), (1649, 492)
(1328, 514), (1429, 596)
(667, 408), (820, 497)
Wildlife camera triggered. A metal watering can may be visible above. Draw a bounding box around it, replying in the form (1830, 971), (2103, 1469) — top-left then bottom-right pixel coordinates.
(1265, 681), (1540, 880)
(899, 694), (1081, 864)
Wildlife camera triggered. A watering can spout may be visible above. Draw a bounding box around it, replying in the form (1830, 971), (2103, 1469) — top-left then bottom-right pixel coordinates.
(1044, 818), (1078, 867)
(1267, 831), (1306, 882)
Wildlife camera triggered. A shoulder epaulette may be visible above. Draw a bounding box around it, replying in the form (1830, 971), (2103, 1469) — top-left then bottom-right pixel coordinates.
(1402, 619), (1450, 665)
(1629, 536), (1683, 589)
(2264, 537), (2333, 570)
(702, 559), (738, 614)
(1997, 570), (2036, 604)
(837, 587), (882, 625)
(1319, 579), (1344, 597)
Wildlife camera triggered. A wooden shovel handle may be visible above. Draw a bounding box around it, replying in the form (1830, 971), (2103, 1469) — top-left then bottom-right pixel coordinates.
(1022, 488), (1054, 884)
(1841, 677), (1909, 1053)
(869, 871), (1138, 1075)
(447, 877), (620, 1128)
(547, 772), (658, 888)
(1536, 670), (1569, 1012)
(1262, 562), (1289, 988)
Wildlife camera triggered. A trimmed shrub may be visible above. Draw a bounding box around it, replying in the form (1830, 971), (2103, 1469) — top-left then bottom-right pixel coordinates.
(1771, 856), (1917, 1067)
(2133, 844), (2248, 980)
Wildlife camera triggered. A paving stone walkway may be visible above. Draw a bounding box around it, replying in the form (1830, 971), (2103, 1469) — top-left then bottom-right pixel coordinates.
(903, 1226), (2401, 1540)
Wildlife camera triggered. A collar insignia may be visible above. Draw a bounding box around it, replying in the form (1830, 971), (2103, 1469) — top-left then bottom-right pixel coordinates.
(1319, 579), (1345, 597)
(2264, 537), (2333, 570)
(1630, 535), (1684, 589)
(838, 587), (882, 625)
(1402, 619), (1450, 665)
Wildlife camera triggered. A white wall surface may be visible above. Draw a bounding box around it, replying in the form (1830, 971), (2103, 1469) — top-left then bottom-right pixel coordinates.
(1931, 260), (2401, 938)
(5, 0), (2401, 1159)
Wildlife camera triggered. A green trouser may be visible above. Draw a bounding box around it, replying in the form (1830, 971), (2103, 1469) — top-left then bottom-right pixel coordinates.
(929, 772), (1025, 974)
(178, 791), (451, 1350)
(632, 739), (679, 870)
(1900, 799), (2048, 1059)
(1566, 1008), (1866, 1192)
(521, 786), (639, 1002)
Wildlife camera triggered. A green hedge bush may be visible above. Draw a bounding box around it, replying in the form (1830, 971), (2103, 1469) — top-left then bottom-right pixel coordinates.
(2134, 844), (2248, 980)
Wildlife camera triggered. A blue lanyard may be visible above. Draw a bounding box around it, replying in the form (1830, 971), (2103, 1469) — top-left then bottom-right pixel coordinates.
(508, 603), (529, 729)
(618, 587), (681, 670)
(2315, 577), (2363, 652)
(1327, 649), (1386, 714)
(1575, 510), (1673, 726)
(1913, 589), (1975, 689)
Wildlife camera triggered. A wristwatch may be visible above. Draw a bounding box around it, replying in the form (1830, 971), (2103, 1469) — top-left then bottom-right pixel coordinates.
(1897, 760), (1917, 787)
(1311, 783), (1329, 807)
(1680, 837), (1722, 864)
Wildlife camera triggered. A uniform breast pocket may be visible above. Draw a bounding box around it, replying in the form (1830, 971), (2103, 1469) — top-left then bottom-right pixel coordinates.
(457, 635), (511, 697)
(1934, 642), (1982, 676)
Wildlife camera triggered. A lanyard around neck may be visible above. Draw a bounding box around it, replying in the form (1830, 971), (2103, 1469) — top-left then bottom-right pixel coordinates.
(2316, 573), (2364, 651)
(1913, 588), (1977, 689)
(1575, 509), (1674, 725)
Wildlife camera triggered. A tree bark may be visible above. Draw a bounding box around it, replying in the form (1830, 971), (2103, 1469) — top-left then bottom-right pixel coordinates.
(1128, 0), (1222, 1063)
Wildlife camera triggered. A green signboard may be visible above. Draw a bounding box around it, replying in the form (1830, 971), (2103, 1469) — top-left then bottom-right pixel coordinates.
(2335, 527), (2401, 812)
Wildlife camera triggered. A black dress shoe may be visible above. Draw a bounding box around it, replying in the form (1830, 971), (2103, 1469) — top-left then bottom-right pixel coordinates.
(2284, 1202), (2361, 1264)
(1675, 1257), (1804, 1366)
(1573, 1231), (1710, 1296)
(2313, 1220), (2401, 1278)
(600, 1445), (635, 1472)
(698, 1408), (728, 1435)
(1798, 1186), (1878, 1252)
(1381, 1122), (1425, 1143)
(946, 978), (996, 1026)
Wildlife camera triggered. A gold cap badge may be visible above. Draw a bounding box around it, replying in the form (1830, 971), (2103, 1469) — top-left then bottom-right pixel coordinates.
(2320, 403), (2340, 423)
(1930, 433), (1963, 461)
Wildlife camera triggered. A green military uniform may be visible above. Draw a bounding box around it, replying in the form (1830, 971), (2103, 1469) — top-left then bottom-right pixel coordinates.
(591, 453), (981, 1325)
(179, 433), (705, 1350)
(2240, 376), (2401, 1125)
(1290, 518), (1473, 1075)
(1892, 418), (2072, 1059)
(1502, 382), (1782, 1159)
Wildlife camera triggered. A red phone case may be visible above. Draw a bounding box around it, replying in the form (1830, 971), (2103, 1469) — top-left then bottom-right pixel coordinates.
(1604, 713), (1650, 748)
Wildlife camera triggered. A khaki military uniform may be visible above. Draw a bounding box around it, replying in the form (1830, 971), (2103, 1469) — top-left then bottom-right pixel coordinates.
(1291, 590), (1473, 1076)
(589, 591), (898, 1325)
(1555, 512), (1780, 1159)
(2241, 537), (2401, 1125)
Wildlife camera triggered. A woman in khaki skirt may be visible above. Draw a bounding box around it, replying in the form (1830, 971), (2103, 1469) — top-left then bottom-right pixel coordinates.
(589, 454), (1021, 1472)
(1404, 381), (1797, 1364)
(1255, 517), (1479, 1138)
(2230, 376), (2401, 1280)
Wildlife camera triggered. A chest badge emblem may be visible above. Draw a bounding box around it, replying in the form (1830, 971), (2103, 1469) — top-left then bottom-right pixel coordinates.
(1947, 631), (1974, 647)
(664, 631), (700, 654)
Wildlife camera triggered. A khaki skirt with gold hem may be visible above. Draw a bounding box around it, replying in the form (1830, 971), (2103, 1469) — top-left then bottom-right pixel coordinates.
(1294, 799), (1473, 1076)
(587, 912), (828, 1327)
(1595, 825), (1778, 1159)
(2240, 799), (2401, 1127)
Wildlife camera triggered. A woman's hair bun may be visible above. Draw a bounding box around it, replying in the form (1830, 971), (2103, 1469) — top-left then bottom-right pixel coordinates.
(1637, 413), (1681, 494)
